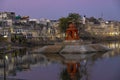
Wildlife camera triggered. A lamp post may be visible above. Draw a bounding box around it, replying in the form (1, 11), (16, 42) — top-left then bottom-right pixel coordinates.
(1, 12), (4, 36)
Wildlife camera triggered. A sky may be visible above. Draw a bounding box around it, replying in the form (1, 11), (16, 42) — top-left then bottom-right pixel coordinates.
(0, 0), (120, 21)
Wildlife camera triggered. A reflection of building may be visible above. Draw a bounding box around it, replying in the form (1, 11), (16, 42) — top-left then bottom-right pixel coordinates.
(66, 62), (80, 80)
(60, 61), (81, 80)
(0, 48), (50, 76)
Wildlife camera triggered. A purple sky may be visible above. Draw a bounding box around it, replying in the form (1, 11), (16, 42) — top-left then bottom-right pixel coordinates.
(0, 0), (120, 20)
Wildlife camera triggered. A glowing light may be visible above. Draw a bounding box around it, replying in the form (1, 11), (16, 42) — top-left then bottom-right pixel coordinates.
(5, 55), (8, 60)
(3, 35), (7, 38)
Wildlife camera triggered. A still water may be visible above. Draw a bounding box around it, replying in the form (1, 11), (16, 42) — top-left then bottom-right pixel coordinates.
(0, 41), (120, 80)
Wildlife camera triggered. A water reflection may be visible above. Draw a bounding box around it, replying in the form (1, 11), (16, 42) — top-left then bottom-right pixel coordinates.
(0, 48), (28, 76)
(0, 41), (120, 80)
(102, 41), (120, 58)
(60, 62), (80, 80)
(104, 41), (120, 49)
(0, 48), (48, 77)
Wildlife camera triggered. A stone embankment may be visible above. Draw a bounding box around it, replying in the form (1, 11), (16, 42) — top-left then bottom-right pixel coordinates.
(32, 43), (111, 54)
(30, 41), (112, 62)
(32, 45), (63, 54)
(60, 44), (111, 54)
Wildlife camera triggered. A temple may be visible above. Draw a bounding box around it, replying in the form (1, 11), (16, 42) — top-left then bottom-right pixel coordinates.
(65, 23), (79, 40)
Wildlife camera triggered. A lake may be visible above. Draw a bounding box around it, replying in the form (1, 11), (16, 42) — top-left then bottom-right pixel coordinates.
(0, 41), (120, 80)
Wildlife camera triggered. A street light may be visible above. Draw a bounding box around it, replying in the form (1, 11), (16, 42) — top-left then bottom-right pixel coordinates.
(1, 12), (4, 36)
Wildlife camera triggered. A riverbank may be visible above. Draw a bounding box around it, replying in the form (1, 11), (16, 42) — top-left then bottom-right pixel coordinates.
(0, 77), (25, 80)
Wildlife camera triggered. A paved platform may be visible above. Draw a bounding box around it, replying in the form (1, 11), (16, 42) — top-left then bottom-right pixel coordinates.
(32, 43), (111, 55)
(60, 44), (111, 54)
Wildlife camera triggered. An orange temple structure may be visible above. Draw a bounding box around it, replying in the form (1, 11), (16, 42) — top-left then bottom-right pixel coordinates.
(65, 23), (79, 40)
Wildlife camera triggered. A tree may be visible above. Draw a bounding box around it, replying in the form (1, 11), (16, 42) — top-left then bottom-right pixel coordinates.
(88, 17), (100, 24)
(68, 13), (82, 28)
(68, 13), (81, 22)
(59, 13), (82, 33)
(59, 17), (69, 32)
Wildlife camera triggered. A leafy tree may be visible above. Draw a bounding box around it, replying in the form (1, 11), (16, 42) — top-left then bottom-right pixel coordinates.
(59, 13), (82, 32)
(59, 17), (69, 32)
(88, 17), (100, 24)
(68, 13), (81, 22)
(68, 13), (82, 28)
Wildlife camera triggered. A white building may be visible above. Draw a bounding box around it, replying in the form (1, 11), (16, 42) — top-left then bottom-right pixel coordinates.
(0, 12), (15, 20)
(0, 12), (16, 27)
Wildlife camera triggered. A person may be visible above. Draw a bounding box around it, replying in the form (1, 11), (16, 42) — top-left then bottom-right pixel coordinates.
(82, 15), (86, 32)
(82, 15), (86, 25)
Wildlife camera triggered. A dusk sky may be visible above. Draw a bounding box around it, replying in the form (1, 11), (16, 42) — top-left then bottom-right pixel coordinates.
(0, 0), (120, 20)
